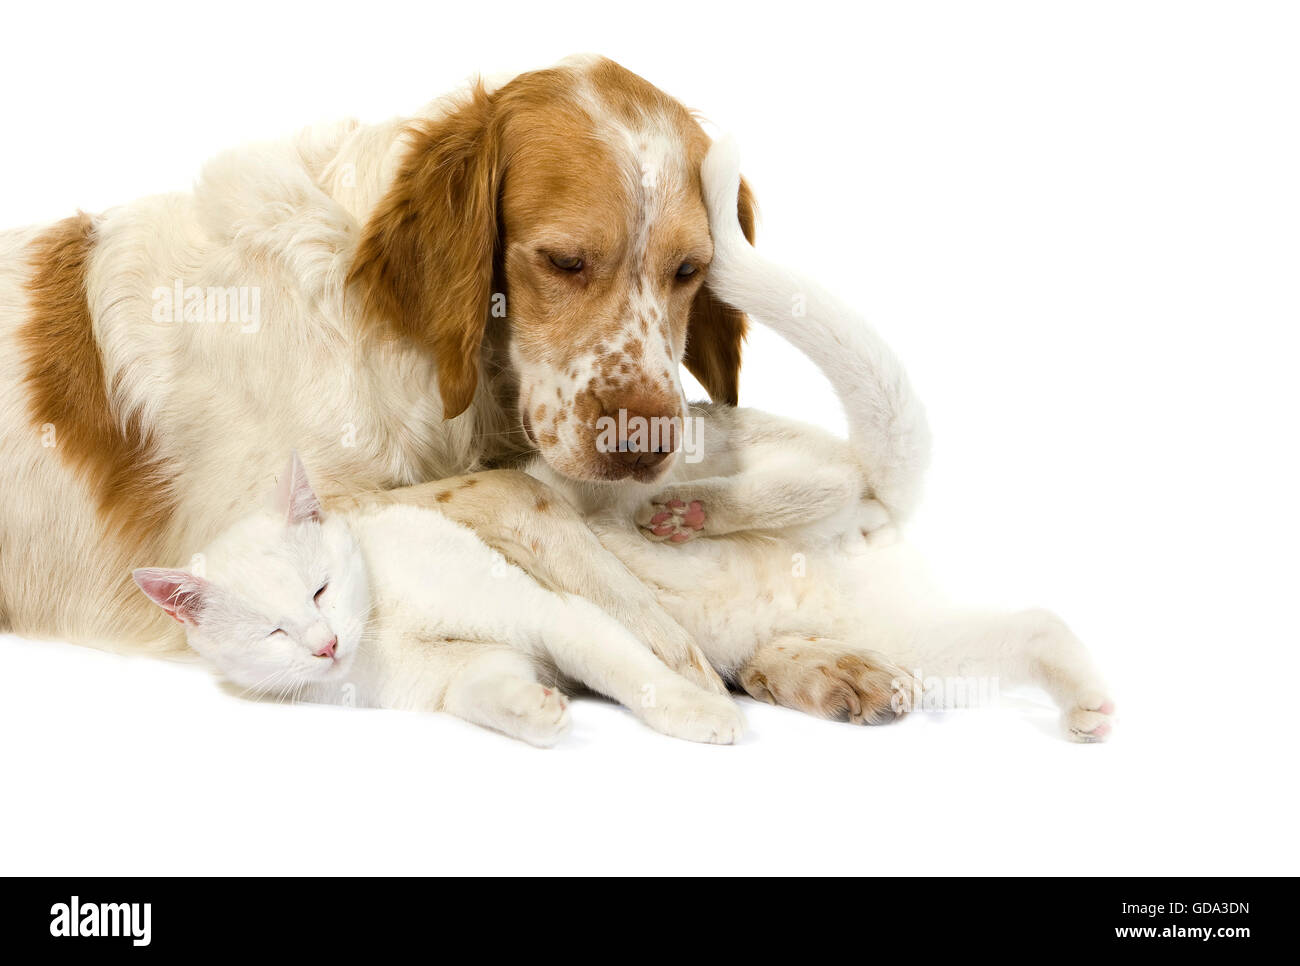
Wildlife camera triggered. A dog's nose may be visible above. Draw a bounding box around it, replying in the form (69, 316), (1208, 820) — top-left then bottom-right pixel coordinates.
(314, 637), (337, 660)
(592, 397), (681, 478)
(612, 447), (671, 471)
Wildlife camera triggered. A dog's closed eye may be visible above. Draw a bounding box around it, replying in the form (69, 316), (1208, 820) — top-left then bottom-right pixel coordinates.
(548, 253), (584, 273)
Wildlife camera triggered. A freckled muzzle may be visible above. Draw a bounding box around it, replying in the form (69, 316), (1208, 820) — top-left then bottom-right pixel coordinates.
(524, 370), (685, 483)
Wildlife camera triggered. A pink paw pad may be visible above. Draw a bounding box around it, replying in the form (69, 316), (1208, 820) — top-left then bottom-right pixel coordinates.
(645, 499), (706, 543)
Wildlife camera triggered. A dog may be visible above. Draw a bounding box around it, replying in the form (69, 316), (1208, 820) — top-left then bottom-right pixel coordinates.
(0, 55), (752, 692)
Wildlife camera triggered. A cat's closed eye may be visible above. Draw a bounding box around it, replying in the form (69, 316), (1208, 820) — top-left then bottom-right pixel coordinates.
(314, 582), (328, 604)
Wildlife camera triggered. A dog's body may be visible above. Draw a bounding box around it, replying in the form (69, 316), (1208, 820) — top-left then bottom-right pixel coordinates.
(0, 126), (513, 648)
(0, 57), (747, 695)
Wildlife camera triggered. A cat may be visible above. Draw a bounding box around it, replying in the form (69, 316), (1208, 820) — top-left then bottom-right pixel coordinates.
(131, 453), (743, 747)
(525, 137), (1116, 741)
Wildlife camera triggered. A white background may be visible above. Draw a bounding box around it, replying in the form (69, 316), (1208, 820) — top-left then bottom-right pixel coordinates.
(1, 1), (1296, 875)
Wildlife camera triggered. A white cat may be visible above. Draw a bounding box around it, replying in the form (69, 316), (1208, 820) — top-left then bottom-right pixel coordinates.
(132, 454), (743, 747)
(527, 138), (1116, 741)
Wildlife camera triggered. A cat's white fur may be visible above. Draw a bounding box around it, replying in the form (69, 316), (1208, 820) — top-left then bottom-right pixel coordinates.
(528, 138), (1116, 741)
(133, 454), (743, 747)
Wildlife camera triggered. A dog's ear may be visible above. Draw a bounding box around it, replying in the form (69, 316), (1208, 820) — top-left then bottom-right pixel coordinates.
(349, 83), (500, 420)
(684, 176), (757, 406)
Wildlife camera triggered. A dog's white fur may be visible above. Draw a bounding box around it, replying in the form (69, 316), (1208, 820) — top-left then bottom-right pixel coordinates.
(0, 114), (498, 647)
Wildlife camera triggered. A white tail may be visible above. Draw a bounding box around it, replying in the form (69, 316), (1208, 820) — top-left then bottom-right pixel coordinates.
(701, 136), (931, 520)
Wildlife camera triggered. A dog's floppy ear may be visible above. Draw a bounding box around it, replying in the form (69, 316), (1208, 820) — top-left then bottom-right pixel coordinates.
(349, 83), (500, 420)
(684, 176), (757, 406)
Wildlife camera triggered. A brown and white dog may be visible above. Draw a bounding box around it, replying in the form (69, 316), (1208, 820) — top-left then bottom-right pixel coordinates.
(0, 55), (753, 689)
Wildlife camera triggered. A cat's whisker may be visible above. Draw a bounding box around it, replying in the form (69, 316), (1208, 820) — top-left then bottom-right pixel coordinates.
(239, 667), (291, 702)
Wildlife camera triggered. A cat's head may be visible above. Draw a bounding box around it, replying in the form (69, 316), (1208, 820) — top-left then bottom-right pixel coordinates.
(133, 452), (369, 695)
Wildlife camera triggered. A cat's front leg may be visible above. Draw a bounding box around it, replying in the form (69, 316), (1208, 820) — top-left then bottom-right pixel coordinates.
(537, 596), (744, 745)
(441, 648), (572, 748)
(376, 636), (572, 747)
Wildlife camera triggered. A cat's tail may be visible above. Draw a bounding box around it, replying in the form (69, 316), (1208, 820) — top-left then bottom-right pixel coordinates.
(701, 136), (931, 521)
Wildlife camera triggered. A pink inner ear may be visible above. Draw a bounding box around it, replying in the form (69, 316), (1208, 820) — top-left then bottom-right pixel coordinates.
(276, 450), (323, 525)
(132, 568), (208, 625)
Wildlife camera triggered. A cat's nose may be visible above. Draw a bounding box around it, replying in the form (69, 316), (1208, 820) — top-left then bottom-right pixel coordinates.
(314, 637), (337, 660)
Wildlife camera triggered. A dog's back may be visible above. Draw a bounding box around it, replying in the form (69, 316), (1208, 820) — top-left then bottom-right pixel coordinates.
(0, 128), (485, 649)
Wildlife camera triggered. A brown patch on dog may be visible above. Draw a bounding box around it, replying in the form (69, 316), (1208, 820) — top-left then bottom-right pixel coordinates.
(348, 82), (501, 421)
(435, 490), (454, 503)
(683, 174), (756, 407)
(738, 638), (905, 725)
(534, 495), (550, 512)
(20, 213), (174, 551)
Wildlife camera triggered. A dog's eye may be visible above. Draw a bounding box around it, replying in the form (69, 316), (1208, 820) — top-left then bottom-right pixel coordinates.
(549, 254), (584, 273)
(675, 261), (698, 280)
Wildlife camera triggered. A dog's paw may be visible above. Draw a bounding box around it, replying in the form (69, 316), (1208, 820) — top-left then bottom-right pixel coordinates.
(636, 497), (705, 544)
(639, 685), (744, 744)
(741, 641), (907, 725)
(1063, 692), (1115, 743)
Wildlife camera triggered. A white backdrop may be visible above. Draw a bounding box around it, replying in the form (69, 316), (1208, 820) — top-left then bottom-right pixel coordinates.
(1, 0), (1296, 875)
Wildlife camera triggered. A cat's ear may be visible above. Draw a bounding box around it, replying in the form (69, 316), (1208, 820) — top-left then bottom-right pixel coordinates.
(274, 450), (323, 525)
(132, 568), (210, 625)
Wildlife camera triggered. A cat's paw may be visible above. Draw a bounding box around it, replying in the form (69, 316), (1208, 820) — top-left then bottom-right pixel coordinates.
(636, 498), (705, 544)
(1063, 692), (1115, 743)
(499, 680), (572, 748)
(639, 685), (744, 744)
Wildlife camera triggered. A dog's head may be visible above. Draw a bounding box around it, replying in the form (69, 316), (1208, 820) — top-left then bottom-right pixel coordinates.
(349, 55), (756, 483)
